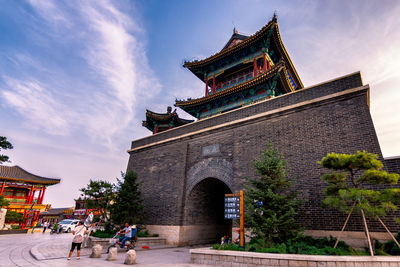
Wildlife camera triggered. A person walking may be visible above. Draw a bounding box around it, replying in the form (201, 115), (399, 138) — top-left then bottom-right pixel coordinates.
(67, 221), (86, 260)
(42, 221), (49, 233)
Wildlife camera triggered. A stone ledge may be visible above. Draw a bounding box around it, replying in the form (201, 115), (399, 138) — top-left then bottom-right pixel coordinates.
(190, 247), (400, 267)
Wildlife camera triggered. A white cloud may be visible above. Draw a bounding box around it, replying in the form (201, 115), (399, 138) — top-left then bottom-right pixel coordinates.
(1, 77), (72, 135)
(1, 0), (161, 149)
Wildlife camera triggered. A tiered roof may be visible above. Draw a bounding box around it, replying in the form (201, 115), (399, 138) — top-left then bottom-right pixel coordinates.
(0, 165), (60, 185)
(177, 16), (303, 113)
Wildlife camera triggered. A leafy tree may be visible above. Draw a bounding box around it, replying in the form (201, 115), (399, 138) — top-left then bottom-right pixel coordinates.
(111, 171), (144, 225)
(0, 136), (13, 164)
(0, 195), (10, 208)
(318, 151), (400, 255)
(245, 142), (301, 247)
(80, 180), (115, 224)
(5, 210), (24, 223)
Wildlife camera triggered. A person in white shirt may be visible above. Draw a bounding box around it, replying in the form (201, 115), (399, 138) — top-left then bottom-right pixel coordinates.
(42, 221), (49, 233)
(67, 221), (87, 260)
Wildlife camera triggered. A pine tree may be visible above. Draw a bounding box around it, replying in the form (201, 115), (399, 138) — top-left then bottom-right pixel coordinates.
(111, 170), (144, 225)
(80, 180), (115, 224)
(0, 136), (13, 164)
(245, 142), (301, 246)
(318, 151), (400, 255)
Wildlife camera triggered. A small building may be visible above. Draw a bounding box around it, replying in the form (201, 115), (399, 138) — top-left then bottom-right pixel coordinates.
(73, 198), (102, 220)
(39, 207), (74, 225)
(0, 165), (60, 228)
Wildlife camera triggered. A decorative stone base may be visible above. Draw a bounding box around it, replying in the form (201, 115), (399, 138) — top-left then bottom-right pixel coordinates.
(191, 247), (400, 267)
(87, 236), (166, 248)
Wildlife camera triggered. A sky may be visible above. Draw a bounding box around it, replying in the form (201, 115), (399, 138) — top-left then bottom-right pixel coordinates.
(0, 0), (399, 208)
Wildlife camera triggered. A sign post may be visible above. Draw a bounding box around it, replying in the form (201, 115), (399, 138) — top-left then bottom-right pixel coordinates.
(224, 190), (245, 248)
(240, 190), (244, 248)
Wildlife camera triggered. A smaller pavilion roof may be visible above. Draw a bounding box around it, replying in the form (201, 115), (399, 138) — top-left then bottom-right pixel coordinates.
(142, 106), (194, 133)
(0, 165), (60, 185)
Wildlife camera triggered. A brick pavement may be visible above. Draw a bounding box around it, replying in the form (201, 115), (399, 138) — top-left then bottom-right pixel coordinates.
(0, 233), (207, 267)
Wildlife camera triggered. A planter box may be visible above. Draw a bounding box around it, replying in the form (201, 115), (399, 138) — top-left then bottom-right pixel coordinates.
(87, 236), (166, 248)
(190, 247), (400, 267)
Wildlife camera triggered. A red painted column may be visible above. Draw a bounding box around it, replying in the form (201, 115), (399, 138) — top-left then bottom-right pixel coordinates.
(26, 186), (33, 204)
(263, 53), (267, 72)
(40, 187), (46, 204)
(212, 74), (216, 94)
(0, 182), (5, 195)
(29, 189), (36, 204)
(154, 126), (159, 134)
(253, 58), (258, 77)
(205, 77), (209, 96)
(21, 210), (27, 229)
(37, 188), (43, 204)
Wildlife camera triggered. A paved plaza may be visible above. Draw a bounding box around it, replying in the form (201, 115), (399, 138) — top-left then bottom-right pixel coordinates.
(0, 233), (205, 267)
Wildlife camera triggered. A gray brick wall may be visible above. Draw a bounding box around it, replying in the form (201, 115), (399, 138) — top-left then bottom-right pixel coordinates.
(131, 72), (363, 149)
(127, 72), (400, 232)
(385, 157), (400, 174)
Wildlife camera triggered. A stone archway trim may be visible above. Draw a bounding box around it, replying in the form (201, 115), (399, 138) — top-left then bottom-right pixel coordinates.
(186, 158), (234, 195)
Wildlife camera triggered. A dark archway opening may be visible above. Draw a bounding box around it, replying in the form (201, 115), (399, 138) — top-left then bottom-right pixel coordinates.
(185, 178), (232, 245)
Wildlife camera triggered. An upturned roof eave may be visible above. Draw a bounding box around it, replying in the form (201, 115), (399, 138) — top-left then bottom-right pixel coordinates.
(183, 17), (277, 69)
(176, 61), (285, 108)
(0, 165), (60, 185)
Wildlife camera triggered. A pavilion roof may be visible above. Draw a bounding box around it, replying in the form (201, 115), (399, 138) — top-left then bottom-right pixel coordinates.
(0, 165), (60, 185)
(142, 107), (194, 133)
(182, 15), (303, 89)
(220, 28), (249, 51)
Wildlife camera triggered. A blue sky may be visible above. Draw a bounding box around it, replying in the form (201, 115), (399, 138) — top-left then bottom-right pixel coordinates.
(1, 0), (399, 207)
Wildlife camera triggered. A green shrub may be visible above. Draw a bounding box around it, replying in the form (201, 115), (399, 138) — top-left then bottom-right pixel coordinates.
(90, 229), (116, 238)
(137, 229), (150, 237)
(212, 243), (244, 251)
(212, 235), (371, 256)
(374, 233), (400, 255)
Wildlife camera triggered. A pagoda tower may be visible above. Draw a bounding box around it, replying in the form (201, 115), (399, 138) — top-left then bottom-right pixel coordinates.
(175, 15), (303, 119)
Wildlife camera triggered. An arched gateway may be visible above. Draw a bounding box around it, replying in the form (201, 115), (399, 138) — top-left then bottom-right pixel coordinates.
(182, 158), (234, 245)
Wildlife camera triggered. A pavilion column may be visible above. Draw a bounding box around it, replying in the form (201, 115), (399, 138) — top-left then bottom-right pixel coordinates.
(37, 188), (43, 204)
(263, 53), (267, 72)
(26, 186), (33, 204)
(39, 187), (46, 204)
(205, 77), (209, 96)
(29, 188), (36, 204)
(253, 58), (258, 77)
(21, 210), (27, 228)
(212, 74), (216, 94)
(0, 182), (5, 195)
(154, 126), (159, 134)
